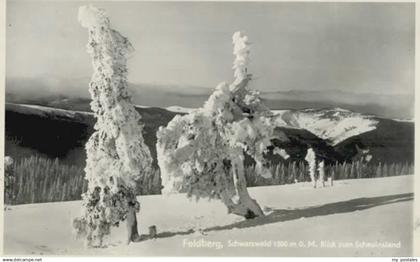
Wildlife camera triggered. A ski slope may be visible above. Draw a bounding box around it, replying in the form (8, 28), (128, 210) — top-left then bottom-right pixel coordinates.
(4, 175), (414, 256)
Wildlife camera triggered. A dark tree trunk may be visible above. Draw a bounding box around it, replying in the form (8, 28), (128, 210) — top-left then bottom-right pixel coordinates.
(126, 205), (140, 244)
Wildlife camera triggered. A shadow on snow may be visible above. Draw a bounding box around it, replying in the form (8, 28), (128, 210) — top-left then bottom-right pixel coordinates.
(204, 192), (413, 232)
(137, 192), (413, 241)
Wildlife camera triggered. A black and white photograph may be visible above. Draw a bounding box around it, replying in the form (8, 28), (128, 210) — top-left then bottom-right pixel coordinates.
(1, 0), (418, 258)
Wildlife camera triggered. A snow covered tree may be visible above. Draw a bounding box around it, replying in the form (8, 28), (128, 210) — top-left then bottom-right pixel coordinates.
(273, 147), (290, 160)
(305, 147), (317, 188)
(304, 148), (331, 188)
(318, 160), (325, 187)
(73, 5), (153, 247)
(157, 32), (286, 219)
(328, 168), (334, 187)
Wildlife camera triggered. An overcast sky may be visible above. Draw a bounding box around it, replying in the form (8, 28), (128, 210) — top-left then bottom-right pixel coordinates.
(6, 1), (414, 95)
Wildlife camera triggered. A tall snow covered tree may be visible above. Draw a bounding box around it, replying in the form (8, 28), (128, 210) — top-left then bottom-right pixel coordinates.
(305, 147), (330, 188)
(318, 160), (325, 187)
(305, 147), (317, 188)
(157, 32), (286, 219)
(73, 5), (153, 247)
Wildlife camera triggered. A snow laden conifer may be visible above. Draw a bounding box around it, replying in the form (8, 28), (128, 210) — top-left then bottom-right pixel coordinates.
(73, 5), (153, 247)
(318, 160), (325, 187)
(157, 32), (286, 219)
(305, 147), (328, 188)
(305, 147), (317, 188)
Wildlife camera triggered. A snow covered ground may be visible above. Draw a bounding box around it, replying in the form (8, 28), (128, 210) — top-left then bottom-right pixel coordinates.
(4, 176), (414, 256)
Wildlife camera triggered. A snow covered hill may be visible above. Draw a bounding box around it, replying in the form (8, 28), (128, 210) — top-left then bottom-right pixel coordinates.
(6, 103), (93, 122)
(164, 105), (380, 146)
(5, 103), (414, 165)
(273, 108), (379, 146)
(166, 105), (195, 113)
(5, 103), (379, 147)
(5, 102), (178, 166)
(4, 175), (414, 256)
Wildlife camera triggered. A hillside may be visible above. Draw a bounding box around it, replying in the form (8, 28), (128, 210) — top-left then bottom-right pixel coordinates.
(3, 175), (414, 256)
(5, 103), (414, 167)
(335, 118), (415, 164)
(273, 108), (378, 146)
(262, 90), (414, 120)
(5, 103), (178, 167)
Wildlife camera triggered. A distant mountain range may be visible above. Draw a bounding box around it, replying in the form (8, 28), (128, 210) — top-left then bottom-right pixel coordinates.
(5, 101), (414, 170)
(5, 77), (414, 168)
(262, 89), (413, 120)
(273, 108), (379, 146)
(6, 77), (413, 119)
